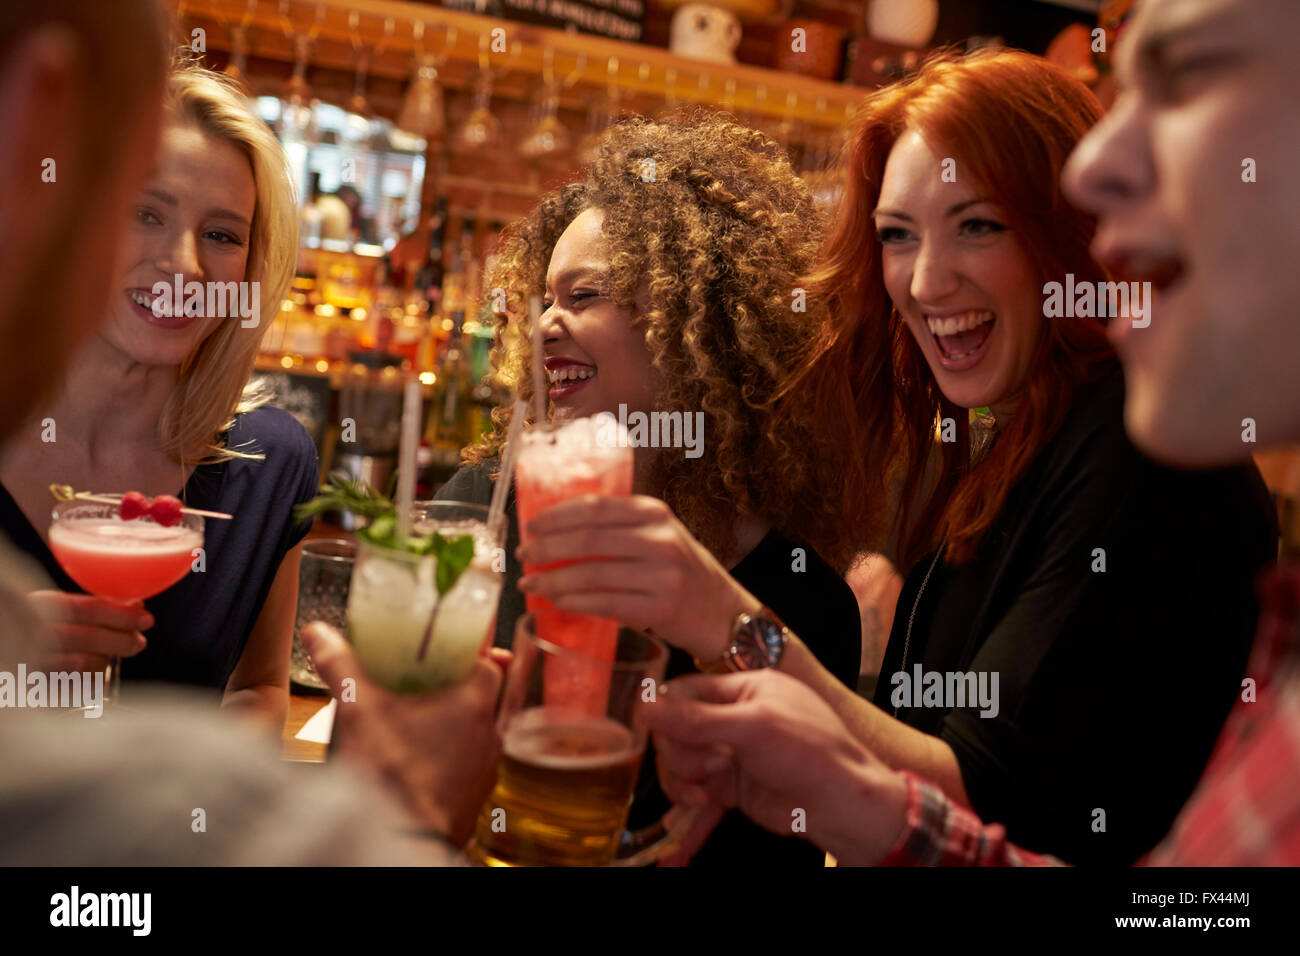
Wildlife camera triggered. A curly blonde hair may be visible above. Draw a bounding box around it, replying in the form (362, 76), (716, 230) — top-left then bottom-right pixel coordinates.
(466, 110), (858, 571)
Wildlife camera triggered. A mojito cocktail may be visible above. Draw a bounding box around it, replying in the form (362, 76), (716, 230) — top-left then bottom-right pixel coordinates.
(346, 501), (502, 693)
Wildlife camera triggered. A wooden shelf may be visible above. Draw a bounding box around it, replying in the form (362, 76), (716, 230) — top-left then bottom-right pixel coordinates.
(177, 0), (864, 128)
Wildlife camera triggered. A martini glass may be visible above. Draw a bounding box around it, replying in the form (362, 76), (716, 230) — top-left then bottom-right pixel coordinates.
(48, 500), (205, 703)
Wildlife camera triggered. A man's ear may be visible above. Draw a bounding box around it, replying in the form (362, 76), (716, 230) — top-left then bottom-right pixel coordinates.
(0, 25), (86, 264)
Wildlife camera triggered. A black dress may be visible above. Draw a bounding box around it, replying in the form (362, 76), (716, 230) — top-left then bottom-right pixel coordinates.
(437, 461), (862, 866)
(0, 406), (319, 696)
(873, 373), (1277, 865)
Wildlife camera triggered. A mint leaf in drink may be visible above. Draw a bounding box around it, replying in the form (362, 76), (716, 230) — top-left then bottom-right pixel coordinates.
(294, 472), (475, 597)
(431, 532), (475, 596)
(363, 514), (398, 548)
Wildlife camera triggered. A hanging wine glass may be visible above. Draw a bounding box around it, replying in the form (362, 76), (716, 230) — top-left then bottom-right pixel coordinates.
(801, 105), (842, 210)
(397, 21), (450, 141)
(226, 24), (250, 86)
(222, 0), (257, 91)
(453, 69), (502, 154)
(277, 3), (323, 142)
(578, 57), (622, 165)
(280, 32), (317, 140)
(520, 49), (570, 160)
(341, 11), (376, 144)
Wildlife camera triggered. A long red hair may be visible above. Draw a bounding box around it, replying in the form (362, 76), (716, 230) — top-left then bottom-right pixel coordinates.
(785, 49), (1117, 571)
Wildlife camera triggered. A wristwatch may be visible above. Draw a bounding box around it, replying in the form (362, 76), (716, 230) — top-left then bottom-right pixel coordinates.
(696, 607), (790, 673)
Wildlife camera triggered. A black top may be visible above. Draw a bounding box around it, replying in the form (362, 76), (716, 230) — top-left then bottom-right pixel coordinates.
(873, 374), (1277, 865)
(437, 460), (862, 866)
(1, 406), (319, 696)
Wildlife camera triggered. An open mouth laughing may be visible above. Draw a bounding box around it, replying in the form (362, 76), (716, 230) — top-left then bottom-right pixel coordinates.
(124, 287), (195, 330)
(926, 310), (996, 370)
(545, 356), (596, 401)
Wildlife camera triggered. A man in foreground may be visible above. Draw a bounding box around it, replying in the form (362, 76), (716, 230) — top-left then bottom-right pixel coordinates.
(0, 1), (500, 865)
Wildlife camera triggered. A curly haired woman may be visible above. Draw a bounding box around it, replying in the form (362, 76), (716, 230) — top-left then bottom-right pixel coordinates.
(436, 110), (860, 867)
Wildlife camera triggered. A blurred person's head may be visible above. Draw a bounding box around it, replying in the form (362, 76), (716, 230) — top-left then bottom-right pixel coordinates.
(1064, 0), (1300, 466)
(104, 62), (298, 464)
(794, 50), (1116, 568)
(469, 111), (855, 569)
(0, 1), (168, 441)
(336, 184), (362, 217)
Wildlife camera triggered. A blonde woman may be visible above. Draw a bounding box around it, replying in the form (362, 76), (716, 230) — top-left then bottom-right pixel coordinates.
(0, 64), (313, 732)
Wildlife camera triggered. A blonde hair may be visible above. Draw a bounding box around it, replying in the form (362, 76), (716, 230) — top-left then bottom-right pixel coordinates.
(157, 63), (299, 464)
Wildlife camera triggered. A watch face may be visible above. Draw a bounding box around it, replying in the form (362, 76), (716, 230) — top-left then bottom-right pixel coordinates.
(734, 617), (786, 669)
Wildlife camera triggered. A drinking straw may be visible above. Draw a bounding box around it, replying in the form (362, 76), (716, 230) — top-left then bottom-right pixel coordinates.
(486, 401), (525, 546)
(529, 294), (546, 426)
(395, 376), (422, 543)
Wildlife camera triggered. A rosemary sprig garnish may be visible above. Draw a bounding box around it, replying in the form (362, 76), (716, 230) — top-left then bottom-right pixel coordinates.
(295, 472), (475, 597)
(294, 472), (395, 523)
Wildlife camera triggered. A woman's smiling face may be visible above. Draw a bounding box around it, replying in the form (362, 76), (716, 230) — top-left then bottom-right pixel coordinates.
(875, 130), (1046, 415)
(540, 207), (659, 421)
(106, 122), (256, 367)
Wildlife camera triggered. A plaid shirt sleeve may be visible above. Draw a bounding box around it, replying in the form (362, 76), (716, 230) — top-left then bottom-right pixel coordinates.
(876, 771), (1065, 866)
(1140, 563), (1300, 866)
(878, 563), (1300, 868)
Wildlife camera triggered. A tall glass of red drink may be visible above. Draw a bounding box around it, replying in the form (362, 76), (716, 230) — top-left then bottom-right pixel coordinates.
(514, 414), (632, 713)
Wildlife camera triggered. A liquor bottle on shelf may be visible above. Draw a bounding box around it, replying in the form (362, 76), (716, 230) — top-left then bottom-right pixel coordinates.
(424, 308), (476, 489)
(460, 217), (481, 317)
(414, 197), (448, 326)
(441, 215), (482, 322)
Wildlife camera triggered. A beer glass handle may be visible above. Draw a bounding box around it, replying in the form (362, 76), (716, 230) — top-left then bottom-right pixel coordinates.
(610, 806), (699, 868)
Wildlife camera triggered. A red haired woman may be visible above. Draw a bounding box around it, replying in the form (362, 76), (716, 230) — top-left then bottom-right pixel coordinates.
(519, 50), (1277, 865)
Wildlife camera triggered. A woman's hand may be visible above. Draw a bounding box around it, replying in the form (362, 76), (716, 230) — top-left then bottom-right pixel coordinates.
(516, 494), (762, 661)
(643, 669), (910, 866)
(27, 590), (151, 673)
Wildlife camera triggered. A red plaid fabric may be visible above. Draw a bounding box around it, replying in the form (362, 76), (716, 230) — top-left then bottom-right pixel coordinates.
(876, 563), (1300, 867)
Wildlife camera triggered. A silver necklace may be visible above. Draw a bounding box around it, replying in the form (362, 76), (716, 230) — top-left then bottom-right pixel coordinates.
(894, 541), (945, 718)
(892, 411), (995, 717)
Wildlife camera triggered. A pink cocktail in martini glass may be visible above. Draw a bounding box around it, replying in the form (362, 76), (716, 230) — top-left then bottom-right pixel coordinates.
(48, 499), (204, 700)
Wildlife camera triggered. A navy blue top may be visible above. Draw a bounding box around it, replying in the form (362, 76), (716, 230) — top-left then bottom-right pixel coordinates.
(0, 406), (319, 697)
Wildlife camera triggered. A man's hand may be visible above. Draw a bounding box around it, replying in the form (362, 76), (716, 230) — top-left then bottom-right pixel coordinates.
(642, 669), (911, 866)
(301, 622), (506, 847)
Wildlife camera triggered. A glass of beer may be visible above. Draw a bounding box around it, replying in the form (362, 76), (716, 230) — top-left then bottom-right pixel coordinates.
(468, 612), (689, 867)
